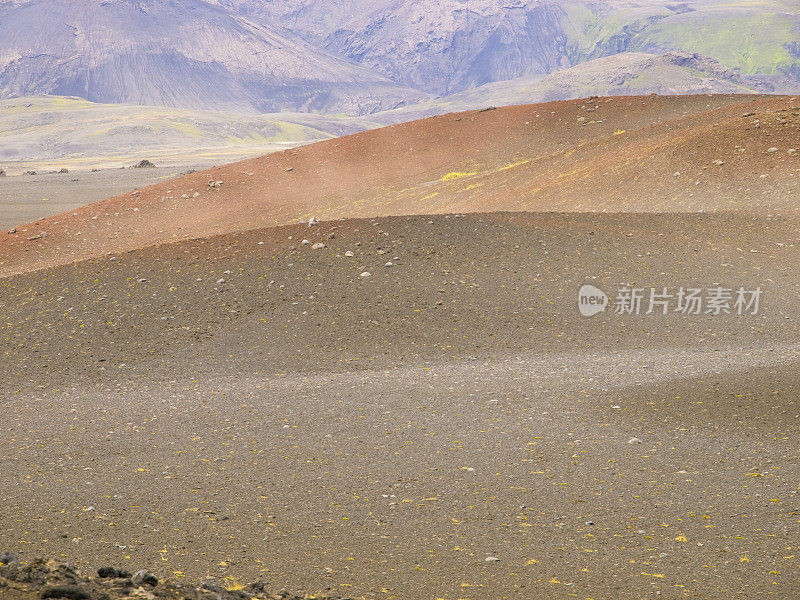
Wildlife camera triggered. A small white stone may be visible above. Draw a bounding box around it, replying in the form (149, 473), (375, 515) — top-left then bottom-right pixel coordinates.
(360, 271), (371, 277)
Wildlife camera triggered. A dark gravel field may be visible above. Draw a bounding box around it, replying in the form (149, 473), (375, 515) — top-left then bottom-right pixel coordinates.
(3, 212), (800, 599)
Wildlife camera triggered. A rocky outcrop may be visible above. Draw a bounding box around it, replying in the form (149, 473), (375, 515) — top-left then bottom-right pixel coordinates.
(0, 557), (344, 600)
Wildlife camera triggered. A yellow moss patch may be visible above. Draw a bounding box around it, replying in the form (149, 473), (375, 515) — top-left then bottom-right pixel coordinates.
(498, 160), (530, 171)
(441, 171), (477, 182)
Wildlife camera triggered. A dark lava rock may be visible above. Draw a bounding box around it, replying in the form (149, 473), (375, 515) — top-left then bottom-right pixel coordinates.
(134, 159), (155, 169)
(96, 567), (130, 579)
(40, 585), (90, 600)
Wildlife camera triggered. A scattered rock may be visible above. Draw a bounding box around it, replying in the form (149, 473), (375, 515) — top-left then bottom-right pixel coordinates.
(768, 147), (779, 153)
(360, 271), (371, 277)
(131, 570), (158, 587)
(0, 552), (19, 565)
(789, 149), (798, 155)
(742, 112), (756, 118)
(628, 437), (643, 444)
(344, 251), (354, 257)
(311, 242), (326, 250)
(385, 261), (394, 267)
(24, 170), (37, 176)
(712, 159), (724, 166)
(7, 227), (16, 234)
(192, 192), (200, 198)
(301, 239), (309, 245)
(308, 217), (317, 227)
(485, 556), (500, 563)
(0, 168), (6, 177)
(134, 159), (155, 169)
(59, 168), (69, 174)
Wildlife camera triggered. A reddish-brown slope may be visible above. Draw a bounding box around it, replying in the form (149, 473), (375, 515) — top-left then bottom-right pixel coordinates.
(2, 94), (799, 278)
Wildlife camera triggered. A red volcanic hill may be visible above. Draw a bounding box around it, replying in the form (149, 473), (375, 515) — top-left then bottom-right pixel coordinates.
(2, 94), (799, 278)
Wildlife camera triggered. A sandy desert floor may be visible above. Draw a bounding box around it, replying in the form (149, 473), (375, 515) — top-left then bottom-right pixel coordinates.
(0, 165), (207, 230)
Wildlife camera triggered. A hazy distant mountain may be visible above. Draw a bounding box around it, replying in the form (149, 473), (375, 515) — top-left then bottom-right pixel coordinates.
(214, 0), (579, 94)
(215, 0), (800, 95)
(0, 0), (798, 116)
(0, 0), (428, 114)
